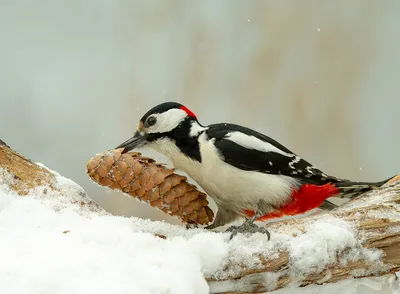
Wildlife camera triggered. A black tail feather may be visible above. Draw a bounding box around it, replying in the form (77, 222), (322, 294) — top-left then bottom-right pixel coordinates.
(335, 175), (395, 199)
(320, 200), (338, 210)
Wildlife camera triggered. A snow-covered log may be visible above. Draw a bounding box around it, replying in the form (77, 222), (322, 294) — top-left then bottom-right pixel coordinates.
(0, 142), (399, 293)
(0, 140), (101, 210)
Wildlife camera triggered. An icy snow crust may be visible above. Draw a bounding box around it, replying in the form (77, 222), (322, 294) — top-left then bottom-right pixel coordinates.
(0, 167), (395, 294)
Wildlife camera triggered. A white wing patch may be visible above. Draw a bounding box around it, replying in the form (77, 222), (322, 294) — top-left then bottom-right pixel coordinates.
(289, 156), (301, 169)
(306, 166), (315, 174)
(146, 108), (187, 134)
(225, 132), (292, 157)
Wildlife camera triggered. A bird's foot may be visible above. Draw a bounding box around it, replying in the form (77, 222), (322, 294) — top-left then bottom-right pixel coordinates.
(226, 220), (270, 240)
(185, 222), (199, 229)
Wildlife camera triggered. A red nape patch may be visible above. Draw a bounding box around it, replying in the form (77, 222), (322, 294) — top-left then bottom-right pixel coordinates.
(256, 183), (340, 222)
(180, 105), (196, 118)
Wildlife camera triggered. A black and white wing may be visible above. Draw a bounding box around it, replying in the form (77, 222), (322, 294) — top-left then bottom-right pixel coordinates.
(206, 123), (340, 184)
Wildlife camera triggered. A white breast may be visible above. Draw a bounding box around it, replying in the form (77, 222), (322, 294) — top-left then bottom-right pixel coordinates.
(148, 134), (297, 215)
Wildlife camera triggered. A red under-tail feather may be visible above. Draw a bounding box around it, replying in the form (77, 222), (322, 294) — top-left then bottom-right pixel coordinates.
(255, 183), (340, 221)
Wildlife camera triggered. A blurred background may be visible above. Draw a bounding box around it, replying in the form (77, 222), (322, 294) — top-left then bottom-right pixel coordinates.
(0, 1), (399, 224)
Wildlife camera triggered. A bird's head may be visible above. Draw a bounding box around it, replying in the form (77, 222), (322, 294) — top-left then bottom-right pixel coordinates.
(116, 102), (203, 154)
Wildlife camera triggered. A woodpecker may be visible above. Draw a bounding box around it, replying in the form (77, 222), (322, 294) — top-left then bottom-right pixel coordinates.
(116, 102), (393, 236)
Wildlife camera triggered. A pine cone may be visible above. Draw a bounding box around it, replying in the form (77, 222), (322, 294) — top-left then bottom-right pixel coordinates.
(87, 149), (214, 225)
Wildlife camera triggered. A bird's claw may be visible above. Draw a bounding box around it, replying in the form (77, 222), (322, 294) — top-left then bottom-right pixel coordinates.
(185, 222), (199, 229)
(226, 221), (270, 240)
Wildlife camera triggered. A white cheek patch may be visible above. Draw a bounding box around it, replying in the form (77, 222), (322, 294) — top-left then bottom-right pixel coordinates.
(147, 108), (187, 134)
(225, 132), (293, 157)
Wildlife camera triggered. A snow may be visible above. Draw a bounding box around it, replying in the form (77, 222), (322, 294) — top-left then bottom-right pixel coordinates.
(288, 217), (357, 275)
(0, 168), (227, 294)
(0, 166), (398, 293)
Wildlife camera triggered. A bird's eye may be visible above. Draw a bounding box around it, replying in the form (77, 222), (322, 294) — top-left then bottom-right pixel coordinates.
(146, 116), (157, 127)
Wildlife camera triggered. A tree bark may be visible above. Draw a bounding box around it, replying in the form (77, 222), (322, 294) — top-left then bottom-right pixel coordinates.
(0, 143), (57, 194)
(1, 143), (399, 293)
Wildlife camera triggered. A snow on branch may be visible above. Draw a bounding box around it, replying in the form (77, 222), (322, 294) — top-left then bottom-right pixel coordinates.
(0, 143), (399, 294)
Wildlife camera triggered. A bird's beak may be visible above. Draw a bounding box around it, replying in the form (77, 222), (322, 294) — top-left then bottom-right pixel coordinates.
(115, 131), (147, 153)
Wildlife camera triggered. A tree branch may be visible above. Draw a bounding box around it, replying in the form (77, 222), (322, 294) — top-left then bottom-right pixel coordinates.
(1, 143), (399, 293)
